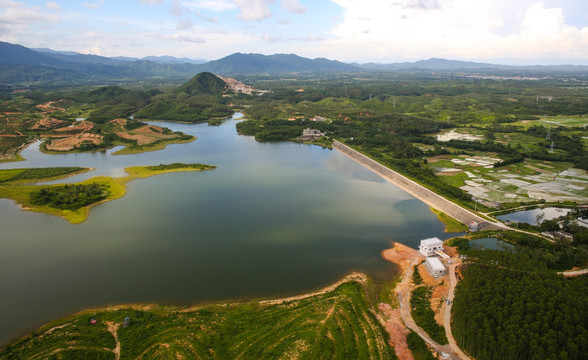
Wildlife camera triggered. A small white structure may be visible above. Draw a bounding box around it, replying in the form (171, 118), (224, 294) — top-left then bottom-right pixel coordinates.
(469, 221), (479, 232)
(425, 257), (446, 277)
(419, 237), (444, 257)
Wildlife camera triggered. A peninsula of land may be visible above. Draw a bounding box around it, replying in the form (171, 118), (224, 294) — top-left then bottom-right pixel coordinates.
(0, 163), (215, 224)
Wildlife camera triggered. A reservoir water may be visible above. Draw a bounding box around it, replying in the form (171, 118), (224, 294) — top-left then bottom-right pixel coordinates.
(0, 114), (451, 345)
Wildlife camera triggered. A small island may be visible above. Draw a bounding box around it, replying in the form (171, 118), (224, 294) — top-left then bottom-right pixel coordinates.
(0, 163), (215, 224)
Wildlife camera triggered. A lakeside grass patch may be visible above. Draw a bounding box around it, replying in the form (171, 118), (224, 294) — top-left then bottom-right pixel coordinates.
(430, 208), (468, 232)
(0, 280), (397, 360)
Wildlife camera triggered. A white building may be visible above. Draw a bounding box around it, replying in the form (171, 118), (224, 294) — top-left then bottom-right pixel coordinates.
(419, 237), (444, 257)
(425, 257), (446, 277)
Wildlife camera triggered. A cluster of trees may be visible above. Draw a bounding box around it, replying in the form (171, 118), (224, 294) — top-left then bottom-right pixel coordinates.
(452, 249), (588, 360)
(3, 167), (84, 182)
(30, 183), (107, 210)
(410, 286), (448, 345)
(145, 163), (215, 171)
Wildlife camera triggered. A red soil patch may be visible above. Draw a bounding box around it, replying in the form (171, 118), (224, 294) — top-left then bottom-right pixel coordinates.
(114, 125), (175, 145)
(55, 121), (94, 133)
(45, 133), (103, 151)
(31, 118), (67, 130)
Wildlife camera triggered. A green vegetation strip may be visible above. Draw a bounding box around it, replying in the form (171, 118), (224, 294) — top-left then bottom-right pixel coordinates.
(0, 164), (215, 224)
(406, 330), (436, 360)
(0, 281), (397, 360)
(410, 286), (448, 345)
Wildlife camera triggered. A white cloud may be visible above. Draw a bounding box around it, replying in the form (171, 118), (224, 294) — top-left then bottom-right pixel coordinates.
(176, 19), (193, 30)
(196, 10), (218, 23)
(182, 0), (236, 12)
(233, 0), (274, 21)
(46, 1), (60, 10)
(281, 0), (306, 14)
(139, 0), (163, 4)
(169, 0), (185, 17)
(327, 0), (588, 62)
(171, 32), (206, 43)
(85, 0), (104, 9)
(0, 0), (45, 24)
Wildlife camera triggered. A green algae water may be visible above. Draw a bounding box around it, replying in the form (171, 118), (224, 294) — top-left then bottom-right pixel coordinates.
(0, 114), (451, 345)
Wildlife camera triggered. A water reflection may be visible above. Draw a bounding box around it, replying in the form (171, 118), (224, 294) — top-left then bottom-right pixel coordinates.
(0, 114), (450, 345)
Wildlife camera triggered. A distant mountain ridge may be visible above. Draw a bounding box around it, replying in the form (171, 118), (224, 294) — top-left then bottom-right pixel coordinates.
(2, 41), (588, 87)
(197, 52), (358, 74)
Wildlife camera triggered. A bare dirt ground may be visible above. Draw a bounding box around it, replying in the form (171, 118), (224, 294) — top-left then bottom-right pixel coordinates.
(416, 263), (449, 326)
(383, 242), (471, 360)
(44, 133), (103, 151)
(55, 121), (94, 132)
(36, 101), (63, 113)
(381, 243), (420, 360)
(114, 125), (176, 145)
(31, 117), (67, 130)
(105, 321), (121, 360)
(220, 76), (269, 95)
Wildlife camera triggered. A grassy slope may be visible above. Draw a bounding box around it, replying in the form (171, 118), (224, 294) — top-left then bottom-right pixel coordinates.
(0, 164), (215, 224)
(0, 281), (397, 360)
(429, 207), (469, 232)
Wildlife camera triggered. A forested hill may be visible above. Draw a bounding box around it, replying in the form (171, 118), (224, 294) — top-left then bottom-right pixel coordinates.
(178, 72), (230, 95)
(134, 72), (233, 121)
(196, 52), (359, 74)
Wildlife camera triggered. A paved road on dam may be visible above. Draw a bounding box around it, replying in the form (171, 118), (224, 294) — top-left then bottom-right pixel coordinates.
(333, 141), (505, 230)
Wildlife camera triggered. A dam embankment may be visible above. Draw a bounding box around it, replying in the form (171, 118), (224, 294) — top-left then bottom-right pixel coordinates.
(333, 141), (504, 231)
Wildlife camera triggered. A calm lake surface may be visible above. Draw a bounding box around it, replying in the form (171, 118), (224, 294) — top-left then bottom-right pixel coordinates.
(0, 114), (452, 345)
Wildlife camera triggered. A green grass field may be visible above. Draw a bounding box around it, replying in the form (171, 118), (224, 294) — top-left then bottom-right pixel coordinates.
(0, 281), (397, 360)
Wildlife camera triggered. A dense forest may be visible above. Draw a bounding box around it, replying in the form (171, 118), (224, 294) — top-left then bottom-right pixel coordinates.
(30, 183), (107, 210)
(452, 249), (588, 360)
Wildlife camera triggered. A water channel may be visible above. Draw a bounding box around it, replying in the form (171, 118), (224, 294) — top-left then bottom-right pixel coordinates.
(0, 114), (453, 345)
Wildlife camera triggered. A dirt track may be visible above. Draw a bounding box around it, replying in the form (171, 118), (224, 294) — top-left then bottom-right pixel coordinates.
(333, 141), (505, 230)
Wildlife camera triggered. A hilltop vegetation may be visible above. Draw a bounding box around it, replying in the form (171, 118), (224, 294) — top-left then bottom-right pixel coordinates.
(0, 280), (397, 360)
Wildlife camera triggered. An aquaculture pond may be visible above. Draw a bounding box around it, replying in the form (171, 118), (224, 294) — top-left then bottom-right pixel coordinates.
(496, 207), (572, 225)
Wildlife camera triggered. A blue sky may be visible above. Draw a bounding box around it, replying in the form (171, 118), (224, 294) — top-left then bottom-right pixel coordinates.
(1, 0), (588, 64)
